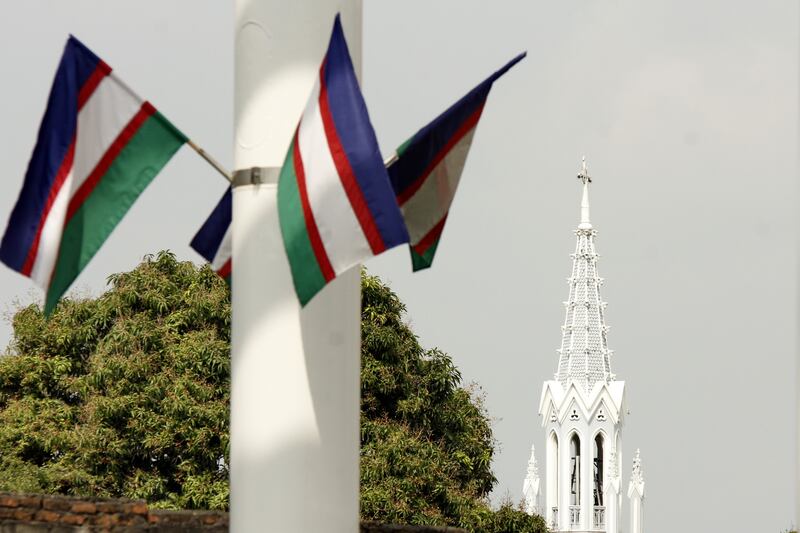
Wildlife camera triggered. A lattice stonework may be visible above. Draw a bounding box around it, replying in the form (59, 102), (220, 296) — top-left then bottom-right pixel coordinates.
(555, 173), (613, 392)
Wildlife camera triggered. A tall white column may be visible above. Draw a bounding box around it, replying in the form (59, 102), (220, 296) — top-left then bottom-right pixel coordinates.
(627, 449), (645, 533)
(232, 2), (363, 532)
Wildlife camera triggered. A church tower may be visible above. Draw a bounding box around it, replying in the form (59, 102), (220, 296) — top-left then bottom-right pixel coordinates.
(528, 159), (639, 532)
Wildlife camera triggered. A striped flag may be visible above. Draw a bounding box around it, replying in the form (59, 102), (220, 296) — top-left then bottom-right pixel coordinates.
(190, 188), (232, 283)
(0, 36), (187, 314)
(278, 15), (408, 306)
(388, 52), (526, 271)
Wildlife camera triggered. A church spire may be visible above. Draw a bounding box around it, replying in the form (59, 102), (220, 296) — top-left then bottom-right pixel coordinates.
(555, 157), (613, 392)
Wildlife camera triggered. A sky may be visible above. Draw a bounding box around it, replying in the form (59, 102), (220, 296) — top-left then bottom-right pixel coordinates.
(0, 2), (797, 532)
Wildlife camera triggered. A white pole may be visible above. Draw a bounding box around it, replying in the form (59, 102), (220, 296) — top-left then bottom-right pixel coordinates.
(232, 2), (363, 532)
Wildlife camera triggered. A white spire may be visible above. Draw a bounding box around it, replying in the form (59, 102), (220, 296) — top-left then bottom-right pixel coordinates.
(578, 156), (592, 230)
(555, 158), (613, 392)
(522, 444), (541, 515)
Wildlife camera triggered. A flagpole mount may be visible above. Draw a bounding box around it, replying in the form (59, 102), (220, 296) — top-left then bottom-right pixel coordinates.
(232, 166), (281, 187)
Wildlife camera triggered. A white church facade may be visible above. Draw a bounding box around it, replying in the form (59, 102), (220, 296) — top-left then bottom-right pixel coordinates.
(523, 160), (645, 533)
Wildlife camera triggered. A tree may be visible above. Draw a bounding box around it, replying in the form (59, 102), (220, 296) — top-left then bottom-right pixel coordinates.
(0, 252), (546, 532)
(0, 252), (230, 510)
(360, 272), (545, 532)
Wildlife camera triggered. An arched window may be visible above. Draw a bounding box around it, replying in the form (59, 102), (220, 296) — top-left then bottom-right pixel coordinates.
(547, 432), (559, 524)
(569, 434), (581, 506)
(593, 434), (604, 506)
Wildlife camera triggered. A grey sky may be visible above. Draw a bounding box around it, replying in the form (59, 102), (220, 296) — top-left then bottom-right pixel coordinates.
(0, 2), (797, 532)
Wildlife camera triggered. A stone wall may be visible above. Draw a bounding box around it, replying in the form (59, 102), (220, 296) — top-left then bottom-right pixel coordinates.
(0, 493), (467, 532)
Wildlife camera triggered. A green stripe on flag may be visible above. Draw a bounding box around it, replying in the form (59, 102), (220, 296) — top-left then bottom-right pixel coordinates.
(277, 141), (326, 306)
(45, 112), (185, 315)
(410, 237), (440, 272)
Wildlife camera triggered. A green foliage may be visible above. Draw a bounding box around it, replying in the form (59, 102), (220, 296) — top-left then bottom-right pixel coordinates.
(0, 254), (546, 531)
(0, 252), (230, 510)
(359, 272), (545, 532)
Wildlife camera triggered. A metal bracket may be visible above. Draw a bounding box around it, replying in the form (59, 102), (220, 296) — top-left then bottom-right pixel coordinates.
(232, 166), (281, 187)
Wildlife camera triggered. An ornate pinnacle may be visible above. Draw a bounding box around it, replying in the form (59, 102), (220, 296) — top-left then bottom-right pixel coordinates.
(631, 448), (644, 485)
(608, 447), (620, 479)
(526, 444), (539, 478)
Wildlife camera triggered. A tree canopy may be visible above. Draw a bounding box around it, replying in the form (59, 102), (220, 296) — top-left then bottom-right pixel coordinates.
(0, 252), (545, 532)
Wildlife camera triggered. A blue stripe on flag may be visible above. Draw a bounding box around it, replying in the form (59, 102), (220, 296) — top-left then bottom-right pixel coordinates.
(0, 36), (101, 272)
(322, 15), (409, 250)
(388, 52), (526, 198)
(191, 188), (232, 263)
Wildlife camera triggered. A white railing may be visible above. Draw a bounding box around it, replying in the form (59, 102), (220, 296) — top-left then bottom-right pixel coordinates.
(551, 506), (559, 529)
(569, 505), (580, 526)
(593, 506), (606, 528)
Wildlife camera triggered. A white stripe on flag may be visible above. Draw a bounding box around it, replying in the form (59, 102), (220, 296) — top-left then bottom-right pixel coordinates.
(400, 127), (476, 243)
(30, 170), (73, 287)
(298, 79), (371, 275)
(211, 225), (232, 272)
(72, 75), (142, 192)
(28, 74), (142, 288)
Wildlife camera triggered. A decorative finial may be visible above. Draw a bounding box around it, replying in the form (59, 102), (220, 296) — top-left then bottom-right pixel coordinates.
(526, 444), (539, 477)
(577, 156), (592, 229)
(631, 449), (643, 485)
(522, 444), (540, 515)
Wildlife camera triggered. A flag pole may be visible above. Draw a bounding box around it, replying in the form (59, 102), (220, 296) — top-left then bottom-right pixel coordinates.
(186, 139), (233, 182)
(231, 2), (363, 532)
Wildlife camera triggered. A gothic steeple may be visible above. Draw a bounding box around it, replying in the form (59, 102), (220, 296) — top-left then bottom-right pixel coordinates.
(555, 157), (613, 393)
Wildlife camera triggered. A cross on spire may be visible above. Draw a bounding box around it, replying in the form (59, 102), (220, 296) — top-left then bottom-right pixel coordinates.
(578, 155), (591, 184)
(577, 156), (592, 230)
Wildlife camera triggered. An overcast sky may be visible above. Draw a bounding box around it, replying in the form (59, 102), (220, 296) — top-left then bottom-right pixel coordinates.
(0, 2), (797, 532)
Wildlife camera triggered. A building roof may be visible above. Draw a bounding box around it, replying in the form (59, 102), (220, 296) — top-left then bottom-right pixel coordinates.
(554, 158), (614, 393)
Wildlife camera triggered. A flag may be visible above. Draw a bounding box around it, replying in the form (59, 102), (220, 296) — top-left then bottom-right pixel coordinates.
(0, 36), (187, 314)
(278, 15), (408, 306)
(191, 188), (232, 283)
(388, 52), (526, 271)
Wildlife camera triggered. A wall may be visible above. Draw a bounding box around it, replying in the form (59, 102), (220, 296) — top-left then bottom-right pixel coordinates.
(0, 493), (466, 532)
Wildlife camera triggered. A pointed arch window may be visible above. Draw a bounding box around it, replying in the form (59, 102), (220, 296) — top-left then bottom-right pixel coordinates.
(547, 432), (559, 528)
(569, 434), (581, 505)
(593, 434), (604, 506)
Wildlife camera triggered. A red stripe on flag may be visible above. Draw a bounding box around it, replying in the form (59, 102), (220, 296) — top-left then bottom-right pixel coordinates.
(21, 63), (111, 276)
(317, 62), (386, 255)
(20, 139), (76, 276)
(216, 258), (232, 280)
(77, 60), (111, 111)
(397, 103), (486, 206)
(412, 214), (448, 256)
(293, 132), (335, 282)
(64, 101), (155, 224)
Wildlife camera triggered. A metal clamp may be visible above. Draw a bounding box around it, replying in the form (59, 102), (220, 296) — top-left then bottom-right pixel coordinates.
(232, 166), (281, 187)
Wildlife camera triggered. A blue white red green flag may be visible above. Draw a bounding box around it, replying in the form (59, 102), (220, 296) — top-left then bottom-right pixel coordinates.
(191, 188), (232, 282)
(0, 36), (186, 314)
(277, 15), (408, 306)
(388, 52), (526, 271)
